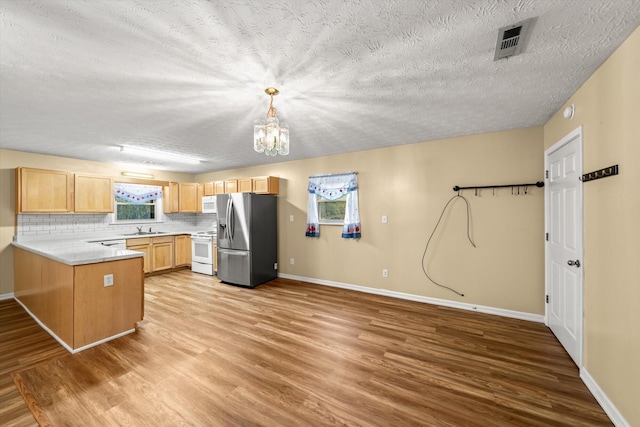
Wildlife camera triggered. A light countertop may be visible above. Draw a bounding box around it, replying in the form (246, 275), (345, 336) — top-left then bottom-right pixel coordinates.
(13, 230), (212, 266)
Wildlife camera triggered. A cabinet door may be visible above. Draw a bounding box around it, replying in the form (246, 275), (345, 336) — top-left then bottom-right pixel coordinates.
(238, 178), (253, 193)
(75, 174), (114, 213)
(179, 183), (198, 212)
(163, 182), (179, 213)
(224, 179), (238, 193)
(213, 181), (224, 195)
(204, 182), (215, 196)
(197, 183), (204, 213)
(174, 235), (192, 267)
(253, 176), (279, 195)
(213, 244), (218, 273)
(17, 167), (74, 213)
(126, 241), (151, 273)
(151, 237), (174, 272)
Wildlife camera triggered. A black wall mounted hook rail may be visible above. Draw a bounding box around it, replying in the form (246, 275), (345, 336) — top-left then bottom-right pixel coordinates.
(452, 181), (544, 192)
(580, 165), (618, 183)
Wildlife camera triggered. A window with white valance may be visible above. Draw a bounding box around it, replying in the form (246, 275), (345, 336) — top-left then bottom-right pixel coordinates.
(114, 183), (163, 222)
(306, 172), (361, 239)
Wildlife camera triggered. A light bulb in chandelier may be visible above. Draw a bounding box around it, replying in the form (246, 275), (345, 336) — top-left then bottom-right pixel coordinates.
(254, 87), (289, 156)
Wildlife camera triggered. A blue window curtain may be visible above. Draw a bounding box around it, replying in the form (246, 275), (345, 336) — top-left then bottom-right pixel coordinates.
(306, 172), (361, 239)
(114, 183), (162, 204)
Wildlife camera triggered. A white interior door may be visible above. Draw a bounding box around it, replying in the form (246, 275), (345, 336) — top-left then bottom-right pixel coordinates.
(545, 127), (584, 367)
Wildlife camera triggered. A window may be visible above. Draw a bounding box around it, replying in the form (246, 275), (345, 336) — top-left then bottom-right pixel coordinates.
(113, 183), (163, 223)
(318, 194), (347, 225)
(115, 196), (157, 221)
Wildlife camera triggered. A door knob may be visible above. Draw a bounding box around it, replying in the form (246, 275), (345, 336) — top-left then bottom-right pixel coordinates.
(567, 259), (581, 267)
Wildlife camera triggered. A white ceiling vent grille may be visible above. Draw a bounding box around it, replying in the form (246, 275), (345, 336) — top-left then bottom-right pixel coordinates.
(494, 18), (534, 61)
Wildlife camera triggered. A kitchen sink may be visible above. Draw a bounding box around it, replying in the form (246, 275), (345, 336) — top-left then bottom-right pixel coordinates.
(123, 231), (169, 236)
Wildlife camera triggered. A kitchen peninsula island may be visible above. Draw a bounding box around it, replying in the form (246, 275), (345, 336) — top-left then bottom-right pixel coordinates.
(12, 238), (144, 353)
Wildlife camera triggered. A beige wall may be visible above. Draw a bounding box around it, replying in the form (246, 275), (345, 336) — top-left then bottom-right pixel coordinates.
(198, 126), (545, 314)
(544, 27), (640, 425)
(0, 149), (195, 296)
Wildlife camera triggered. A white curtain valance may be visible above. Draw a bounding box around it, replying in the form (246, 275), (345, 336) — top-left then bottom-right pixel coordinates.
(306, 172), (361, 239)
(114, 183), (162, 204)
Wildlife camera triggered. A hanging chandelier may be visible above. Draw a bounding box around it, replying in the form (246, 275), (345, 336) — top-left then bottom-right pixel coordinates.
(254, 87), (289, 156)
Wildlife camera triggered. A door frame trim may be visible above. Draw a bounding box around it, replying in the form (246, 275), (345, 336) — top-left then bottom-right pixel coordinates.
(544, 125), (584, 367)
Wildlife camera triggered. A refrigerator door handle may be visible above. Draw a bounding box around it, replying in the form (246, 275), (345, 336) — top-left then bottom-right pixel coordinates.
(228, 198), (234, 244)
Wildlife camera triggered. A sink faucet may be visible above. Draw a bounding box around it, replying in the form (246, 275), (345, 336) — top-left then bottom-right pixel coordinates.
(136, 226), (142, 233)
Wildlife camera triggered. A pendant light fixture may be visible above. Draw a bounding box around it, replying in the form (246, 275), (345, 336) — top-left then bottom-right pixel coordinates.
(254, 87), (289, 156)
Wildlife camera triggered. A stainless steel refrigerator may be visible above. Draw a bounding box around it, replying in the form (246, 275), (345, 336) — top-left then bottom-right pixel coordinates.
(216, 192), (278, 287)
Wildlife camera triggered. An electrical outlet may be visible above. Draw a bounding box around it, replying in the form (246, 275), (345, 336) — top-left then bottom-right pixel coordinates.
(382, 269), (389, 278)
(382, 215), (388, 224)
(104, 274), (114, 287)
(289, 215), (294, 222)
(290, 258), (295, 265)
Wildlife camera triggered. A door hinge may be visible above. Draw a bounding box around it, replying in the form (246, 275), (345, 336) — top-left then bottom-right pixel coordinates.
(545, 232), (549, 241)
(545, 170), (549, 179)
(546, 295), (549, 303)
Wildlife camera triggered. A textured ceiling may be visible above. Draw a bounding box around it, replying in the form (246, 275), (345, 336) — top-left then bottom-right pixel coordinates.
(1, 0), (639, 173)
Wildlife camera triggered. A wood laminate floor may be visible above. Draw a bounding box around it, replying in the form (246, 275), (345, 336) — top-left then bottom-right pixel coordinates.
(3, 271), (611, 426)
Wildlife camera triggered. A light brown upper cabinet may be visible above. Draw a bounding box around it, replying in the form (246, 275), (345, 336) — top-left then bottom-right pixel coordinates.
(238, 178), (253, 193)
(213, 181), (224, 195)
(75, 174), (114, 213)
(163, 182), (198, 213)
(203, 182), (215, 196)
(224, 179), (238, 194)
(178, 183), (199, 212)
(252, 176), (279, 194)
(16, 167), (74, 213)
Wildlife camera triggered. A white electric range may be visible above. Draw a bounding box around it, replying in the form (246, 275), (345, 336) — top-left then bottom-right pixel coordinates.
(191, 231), (216, 275)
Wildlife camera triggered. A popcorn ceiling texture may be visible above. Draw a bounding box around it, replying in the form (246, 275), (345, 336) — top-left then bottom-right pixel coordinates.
(1, 0), (639, 173)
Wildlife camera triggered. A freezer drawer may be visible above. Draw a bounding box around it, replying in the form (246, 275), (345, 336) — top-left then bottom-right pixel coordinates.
(217, 249), (251, 287)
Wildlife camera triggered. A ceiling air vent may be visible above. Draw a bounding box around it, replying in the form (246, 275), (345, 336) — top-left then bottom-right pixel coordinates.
(494, 18), (534, 61)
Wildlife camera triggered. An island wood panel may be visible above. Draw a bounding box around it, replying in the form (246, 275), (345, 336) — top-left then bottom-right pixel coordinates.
(13, 247), (42, 319)
(73, 258), (143, 349)
(14, 248), (74, 348)
(40, 257), (74, 347)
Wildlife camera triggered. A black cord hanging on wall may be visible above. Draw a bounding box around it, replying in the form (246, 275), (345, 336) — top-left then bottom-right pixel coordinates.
(421, 193), (476, 297)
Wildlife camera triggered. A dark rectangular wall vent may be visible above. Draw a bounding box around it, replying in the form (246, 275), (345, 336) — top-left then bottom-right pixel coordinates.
(494, 18), (534, 61)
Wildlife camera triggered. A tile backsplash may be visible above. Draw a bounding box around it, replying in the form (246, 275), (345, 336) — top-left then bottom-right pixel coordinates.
(17, 213), (217, 236)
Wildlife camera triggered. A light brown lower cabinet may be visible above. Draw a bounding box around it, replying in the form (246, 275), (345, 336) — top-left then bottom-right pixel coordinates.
(174, 235), (191, 267)
(151, 236), (174, 272)
(127, 235), (191, 274)
(126, 240), (151, 273)
(13, 247), (143, 351)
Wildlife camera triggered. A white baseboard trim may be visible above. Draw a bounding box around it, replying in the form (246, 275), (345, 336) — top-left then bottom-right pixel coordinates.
(580, 368), (629, 427)
(0, 292), (15, 301)
(277, 274), (544, 323)
(13, 297), (136, 354)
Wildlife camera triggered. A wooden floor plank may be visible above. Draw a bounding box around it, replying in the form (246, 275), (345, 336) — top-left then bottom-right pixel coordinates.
(3, 272), (612, 426)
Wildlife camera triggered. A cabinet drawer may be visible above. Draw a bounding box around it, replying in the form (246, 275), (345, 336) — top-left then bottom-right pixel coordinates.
(126, 237), (151, 246)
(152, 236), (174, 244)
